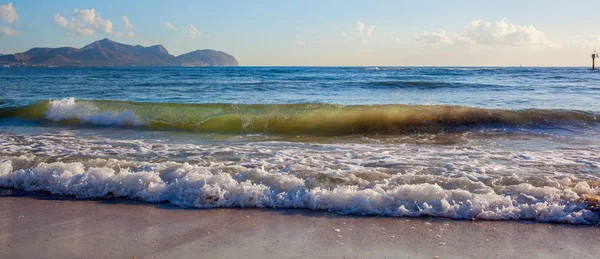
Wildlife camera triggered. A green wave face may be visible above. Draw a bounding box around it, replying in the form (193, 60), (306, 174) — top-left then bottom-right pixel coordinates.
(2, 98), (598, 135)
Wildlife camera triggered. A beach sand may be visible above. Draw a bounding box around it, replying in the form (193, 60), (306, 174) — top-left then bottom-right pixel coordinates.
(1, 189), (599, 259)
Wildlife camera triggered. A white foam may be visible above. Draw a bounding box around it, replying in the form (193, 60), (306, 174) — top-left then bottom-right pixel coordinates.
(46, 98), (143, 126)
(1, 131), (600, 224)
(1, 155), (599, 224)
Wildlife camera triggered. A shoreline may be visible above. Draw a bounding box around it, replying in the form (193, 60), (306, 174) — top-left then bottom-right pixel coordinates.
(1, 189), (599, 258)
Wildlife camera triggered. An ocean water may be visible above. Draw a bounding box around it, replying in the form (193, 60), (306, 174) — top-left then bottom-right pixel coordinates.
(1, 67), (600, 224)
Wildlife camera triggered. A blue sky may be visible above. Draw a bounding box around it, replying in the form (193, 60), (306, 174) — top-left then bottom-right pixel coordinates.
(1, 0), (599, 66)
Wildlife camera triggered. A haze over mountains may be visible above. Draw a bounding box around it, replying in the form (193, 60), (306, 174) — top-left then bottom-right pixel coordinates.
(0, 39), (239, 67)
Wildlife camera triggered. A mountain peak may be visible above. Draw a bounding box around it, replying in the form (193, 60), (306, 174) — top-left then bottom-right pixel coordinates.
(0, 39), (238, 67)
(94, 38), (116, 45)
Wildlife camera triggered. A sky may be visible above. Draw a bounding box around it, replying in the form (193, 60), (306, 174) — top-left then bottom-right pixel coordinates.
(1, 0), (600, 66)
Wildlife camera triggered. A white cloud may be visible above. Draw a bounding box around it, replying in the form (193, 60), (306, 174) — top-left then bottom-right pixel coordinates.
(361, 25), (375, 44)
(73, 9), (95, 23)
(0, 2), (18, 24)
(415, 29), (451, 45)
(72, 8), (112, 33)
(66, 18), (94, 36)
(187, 24), (200, 39)
(112, 16), (135, 38)
(123, 16), (133, 30)
(417, 18), (559, 48)
(53, 13), (68, 28)
(92, 17), (112, 33)
(0, 26), (20, 36)
(340, 31), (347, 40)
(459, 18), (558, 47)
(356, 21), (365, 33)
(356, 21), (374, 44)
(54, 9), (116, 36)
(365, 26), (374, 39)
(0, 2), (20, 36)
(165, 22), (178, 31)
(292, 39), (306, 45)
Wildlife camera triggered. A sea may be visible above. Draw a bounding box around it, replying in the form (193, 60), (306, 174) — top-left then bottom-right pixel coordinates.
(1, 67), (599, 224)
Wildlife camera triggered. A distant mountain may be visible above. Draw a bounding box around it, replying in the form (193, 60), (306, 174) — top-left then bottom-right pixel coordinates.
(176, 49), (238, 67)
(0, 38), (239, 67)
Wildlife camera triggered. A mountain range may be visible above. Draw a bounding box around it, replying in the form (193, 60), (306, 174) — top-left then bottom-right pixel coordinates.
(0, 38), (239, 67)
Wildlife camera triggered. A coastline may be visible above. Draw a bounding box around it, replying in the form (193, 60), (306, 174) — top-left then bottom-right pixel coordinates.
(1, 189), (599, 259)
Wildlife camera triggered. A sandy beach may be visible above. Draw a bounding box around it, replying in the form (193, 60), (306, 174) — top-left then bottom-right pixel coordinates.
(0, 189), (598, 259)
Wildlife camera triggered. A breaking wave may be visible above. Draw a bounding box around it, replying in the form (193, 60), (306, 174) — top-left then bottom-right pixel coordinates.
(1, 128), (599, 224)
(0, 98), (597, 135)
(1, 156), (599, 224)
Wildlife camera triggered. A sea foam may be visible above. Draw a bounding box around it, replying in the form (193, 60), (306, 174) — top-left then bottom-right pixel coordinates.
(46, 97), (143, 126)
(1, 155), (598, 224)
(1, 130), (599, 224)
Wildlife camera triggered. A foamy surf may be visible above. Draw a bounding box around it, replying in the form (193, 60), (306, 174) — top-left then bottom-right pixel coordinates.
(46, 97), (143, 126)
(0, 131), (599, 224)
(1, 156), (598, 224)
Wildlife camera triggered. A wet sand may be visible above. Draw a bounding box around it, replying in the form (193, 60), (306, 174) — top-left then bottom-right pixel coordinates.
(1, 189), (599, 259)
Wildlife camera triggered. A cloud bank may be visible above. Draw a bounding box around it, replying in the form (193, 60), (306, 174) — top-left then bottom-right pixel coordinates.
(53, 8), (134, 38)
(416, 18), (559, 48)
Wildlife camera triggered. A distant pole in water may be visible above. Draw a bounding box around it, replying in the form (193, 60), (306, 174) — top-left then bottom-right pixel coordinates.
(593, 51), (599, 70)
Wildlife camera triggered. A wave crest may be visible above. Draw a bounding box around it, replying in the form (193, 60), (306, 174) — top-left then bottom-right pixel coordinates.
(1, 98), (598, 135)
(45, 98), (142, 126)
